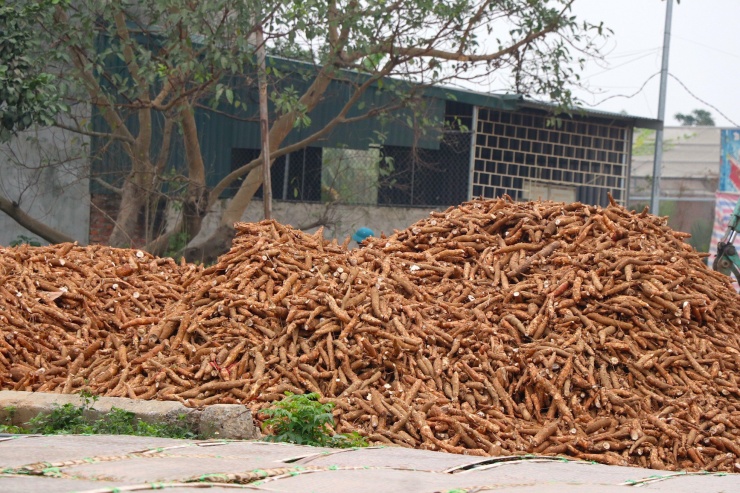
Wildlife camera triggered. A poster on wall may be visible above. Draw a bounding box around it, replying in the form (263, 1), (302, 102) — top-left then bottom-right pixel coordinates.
(719, 129), (740, 192)
(710, 192), (740, 290)
(710, 130), (740, 289)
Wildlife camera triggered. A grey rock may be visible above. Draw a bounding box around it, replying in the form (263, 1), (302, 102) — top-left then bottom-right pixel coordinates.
(199, 404), (260, 440)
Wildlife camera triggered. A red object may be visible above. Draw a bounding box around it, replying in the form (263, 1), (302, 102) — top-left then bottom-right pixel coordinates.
(729, 156), (740, 190)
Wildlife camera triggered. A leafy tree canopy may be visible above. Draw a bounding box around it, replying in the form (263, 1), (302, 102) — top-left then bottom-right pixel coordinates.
(3, 0), (610, 259)
(0, 1), (67, 142)
(675, 109), (715, 127)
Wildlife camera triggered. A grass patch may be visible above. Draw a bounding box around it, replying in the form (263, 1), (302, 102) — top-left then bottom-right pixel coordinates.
(0, 406), (24, 434)
(2, 392), (197, 439)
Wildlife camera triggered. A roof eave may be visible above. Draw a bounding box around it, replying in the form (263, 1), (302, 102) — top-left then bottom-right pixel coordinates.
(515, 99), (662, 130)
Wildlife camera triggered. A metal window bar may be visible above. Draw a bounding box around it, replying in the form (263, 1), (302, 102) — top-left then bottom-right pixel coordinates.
(471, 109), (630, 206)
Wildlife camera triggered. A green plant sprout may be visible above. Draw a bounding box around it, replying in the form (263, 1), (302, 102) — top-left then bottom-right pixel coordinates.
(261, 392), (368, 448)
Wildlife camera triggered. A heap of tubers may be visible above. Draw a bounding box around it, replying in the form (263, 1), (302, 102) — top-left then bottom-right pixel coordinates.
(2, 197), (740, 472)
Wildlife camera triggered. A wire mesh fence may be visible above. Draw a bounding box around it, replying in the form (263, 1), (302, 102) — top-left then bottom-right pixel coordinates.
(230, 110), (634, 212)
(231, 130), (472, 209)
(471, 109), (630, 207)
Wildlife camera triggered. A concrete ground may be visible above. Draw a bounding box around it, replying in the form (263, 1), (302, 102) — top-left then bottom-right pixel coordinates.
(1, 434), (739, 493)
(0, 390), (738, 492)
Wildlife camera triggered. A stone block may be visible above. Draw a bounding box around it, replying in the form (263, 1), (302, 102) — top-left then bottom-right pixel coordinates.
(199, 404), (260, 440)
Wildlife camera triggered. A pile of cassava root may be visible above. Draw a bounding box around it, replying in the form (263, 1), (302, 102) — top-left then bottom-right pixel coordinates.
(2, 197), (740, 472)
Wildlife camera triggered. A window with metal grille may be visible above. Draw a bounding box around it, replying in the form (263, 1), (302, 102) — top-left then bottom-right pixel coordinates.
(472, 109), (629, 206)
(228, 147), (322, 201)
(379, 131), (470, 207)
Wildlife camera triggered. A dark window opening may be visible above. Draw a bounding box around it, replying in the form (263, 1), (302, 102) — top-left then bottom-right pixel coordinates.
(379, 132), (470, 207)
(228, 147), (322, 201)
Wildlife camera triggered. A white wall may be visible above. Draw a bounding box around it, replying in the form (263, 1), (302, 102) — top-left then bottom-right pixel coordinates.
(187, 199), (445, 246)
(0, 122), (90, 246)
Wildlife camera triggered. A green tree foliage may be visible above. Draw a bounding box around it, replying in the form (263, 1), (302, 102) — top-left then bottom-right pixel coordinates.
(0, 1), (66, 141)
(6, 0), (273, 249)
(632, 128), (656, 156)
(3, 0), (609, 259)
(675, 109), (715, 126)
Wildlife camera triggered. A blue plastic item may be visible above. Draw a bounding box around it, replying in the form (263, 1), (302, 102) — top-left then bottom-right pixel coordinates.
(352, 227), (375, 242)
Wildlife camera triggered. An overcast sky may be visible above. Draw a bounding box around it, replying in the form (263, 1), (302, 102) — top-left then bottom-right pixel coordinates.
(566, 0), (740, 127)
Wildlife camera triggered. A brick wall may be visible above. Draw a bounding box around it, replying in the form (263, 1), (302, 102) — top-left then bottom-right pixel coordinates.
(89, 194), (148, 247)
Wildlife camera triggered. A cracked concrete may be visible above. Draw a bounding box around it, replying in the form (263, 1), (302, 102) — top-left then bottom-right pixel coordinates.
(1, 434), (738, 493)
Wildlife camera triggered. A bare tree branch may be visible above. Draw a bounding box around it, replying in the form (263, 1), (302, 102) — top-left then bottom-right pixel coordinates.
(209, 66), (396, 202)
(0, 194), (78, 244)
(93, 177), (123, 195)
(52, 120), (135, 144)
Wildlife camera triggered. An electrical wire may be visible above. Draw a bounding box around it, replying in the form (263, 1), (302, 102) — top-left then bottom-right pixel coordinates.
(668, 73), (740, 127)
(581, 71), (660, 107)
(673, 35), (740, 61)
(589, 56), (658, 79)
(584, 49), (661, 79)
(605, 46), (662, 60)
(579, 71), (739, 128)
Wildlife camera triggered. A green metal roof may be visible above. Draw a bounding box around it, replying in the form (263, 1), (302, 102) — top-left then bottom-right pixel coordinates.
(517, 98), (662, 130)
(420, 85), (662, 129)
(422, 85), (522, 111)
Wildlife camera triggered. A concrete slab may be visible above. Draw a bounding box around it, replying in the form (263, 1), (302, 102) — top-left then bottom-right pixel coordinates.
(166, 440), (335, 463)
(1, 476), (269, 493)
(457, 459), (657, 483)
(470, 484), (644, 493)
(253, 468), (477, 493)
(638, 472), (740, 492)
(82, 488), (269, 493)
(0, 434), (192, 469)
(63, 455), (281, 483)
(0, 475), (122, 493)
(101, 489), (267, 493)
(251, 467), (640, 493)
(296, 445), (491, 471)
(82, 486), (268, 493)
(0, 435), (739, 493)
(456, 459), (740, 492)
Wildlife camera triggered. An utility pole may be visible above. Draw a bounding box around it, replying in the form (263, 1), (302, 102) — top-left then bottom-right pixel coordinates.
(650, 0), (674, 215)
(255, 25), (272, 220)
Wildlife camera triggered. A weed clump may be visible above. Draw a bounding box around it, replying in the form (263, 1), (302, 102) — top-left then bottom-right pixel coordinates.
(261, 392), (368, 448)
(4, 392), (196, 439)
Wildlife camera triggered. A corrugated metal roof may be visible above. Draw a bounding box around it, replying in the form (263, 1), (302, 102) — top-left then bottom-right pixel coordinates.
(516, 98), (662, 130)
(258, 57), (655, 131)
(422, 86), (522, 110)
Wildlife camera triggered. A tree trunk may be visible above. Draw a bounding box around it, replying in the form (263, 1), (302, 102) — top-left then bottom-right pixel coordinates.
(108, 176), (148, 247)
(180, 104), (209, 240)
(220, 163), (266, 227)
(0, 194), (78, 245)
(183, 224), (236, 264)
(182, 189), (209, 242)
(180, 72), (338, 262)
(182, 164), (266, 262)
